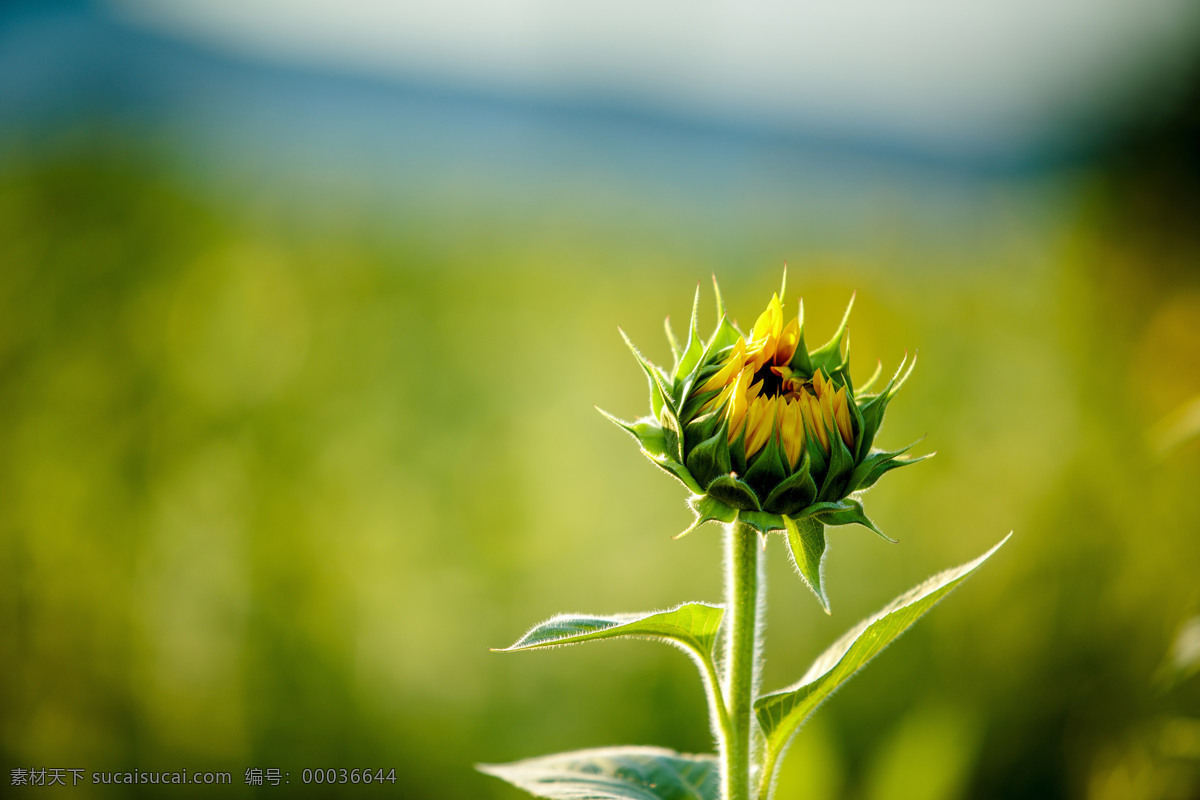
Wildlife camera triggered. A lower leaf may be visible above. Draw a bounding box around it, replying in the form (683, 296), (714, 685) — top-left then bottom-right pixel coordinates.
(478, 746), (719, 800)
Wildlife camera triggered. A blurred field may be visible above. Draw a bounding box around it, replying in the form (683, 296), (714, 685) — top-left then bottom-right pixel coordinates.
(3, 8), (1200, 800)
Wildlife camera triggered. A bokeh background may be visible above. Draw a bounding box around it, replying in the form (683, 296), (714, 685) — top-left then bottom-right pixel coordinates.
(3, 1), (1200, 798)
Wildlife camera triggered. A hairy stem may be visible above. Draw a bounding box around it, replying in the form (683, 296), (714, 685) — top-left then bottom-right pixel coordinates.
(758, 747), (781, 800)
(722, 519), (762, 800)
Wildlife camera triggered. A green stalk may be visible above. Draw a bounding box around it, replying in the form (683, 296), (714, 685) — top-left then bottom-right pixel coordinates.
(722, 519), (762, 800)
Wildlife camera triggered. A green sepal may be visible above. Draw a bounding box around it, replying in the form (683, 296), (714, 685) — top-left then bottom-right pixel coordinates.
(729, 425), (748, 476)
(680, 387), (721, 425)
(620, 327), (674, 421)
(661, 416), (683, 467)
(802, 423), (828, 487)
(685, 423), (732, 489)
(704, 474), (761, 511)
(743, 434), (787, 500)
(648, 454), (704, 495)
(858, 358), (884, 393)
(854, 353), (917, 460)
(736, 510), (790, 535)
(596, 408), (670, 459)
(664, 317), (682, 365)
(711, 274), (726, 320)
(678, 316), (743, 407)
(762, 450), (818, 515)
(789, 498), (854, 521)
(707, 315), (744, 356)
(828, 329), (854, 390)
(783, 515), (830, 613)
(674, 285), (706, 382)
(847, 440), (932, 493)
(846, 387), (865, 441)
(817, 431), (855, 502)
(808, 293), (855, 375)
(786, 299), (814, 375)
(677, 494), (738, 539)
(815, 497), (895, 542)
(684, 313), (737, 377)
(687, 362), (722, 387)
(682, 409), (721, 453)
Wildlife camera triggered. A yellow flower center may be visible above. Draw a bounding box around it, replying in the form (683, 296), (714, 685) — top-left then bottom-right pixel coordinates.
(697, 293), (854, 467)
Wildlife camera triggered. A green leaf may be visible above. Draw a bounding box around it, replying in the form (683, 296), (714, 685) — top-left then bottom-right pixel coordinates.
(783, 515), (829, 613)
(496, 602), (725, 659)
(478, 746), (719, 800)
(755, 534), (1011, 785)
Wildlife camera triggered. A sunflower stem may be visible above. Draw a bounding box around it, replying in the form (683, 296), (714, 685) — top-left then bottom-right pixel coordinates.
(722, 519), (763, 800)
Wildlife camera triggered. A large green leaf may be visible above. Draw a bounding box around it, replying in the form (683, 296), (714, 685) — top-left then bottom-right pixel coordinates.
(495, 603), (724, 661)
(755, 535), (1010, 789)
(478, 746), (719, 800)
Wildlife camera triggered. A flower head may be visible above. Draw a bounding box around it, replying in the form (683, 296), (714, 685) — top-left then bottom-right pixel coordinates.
(602, 273), (928, 540)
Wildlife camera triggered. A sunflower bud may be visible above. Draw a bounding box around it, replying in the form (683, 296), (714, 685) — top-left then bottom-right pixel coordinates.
(602, 274), (928, 539)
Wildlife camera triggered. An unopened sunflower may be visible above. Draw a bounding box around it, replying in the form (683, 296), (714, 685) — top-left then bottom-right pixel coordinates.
(603, 273), (928, 545)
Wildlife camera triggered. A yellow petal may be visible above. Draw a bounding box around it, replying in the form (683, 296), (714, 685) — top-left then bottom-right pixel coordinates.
(832, 386), (854, 448)
(780, 398), (805, 468)
(818, 384), (843, 451)
(725, 366), (755, 441)
(699, 337), (746, 394)
(747, 293), (785, 373)
(774, 317), (800, 366)
(745, 395), (775, 458)
(750, 292), (783, 342)
(802, 392), (829, 453)
(812, 367), (828, 397)
(701, 380), (735, 416)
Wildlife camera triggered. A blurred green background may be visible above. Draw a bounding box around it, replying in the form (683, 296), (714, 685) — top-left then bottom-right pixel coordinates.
(3, 2), (1200, 798)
